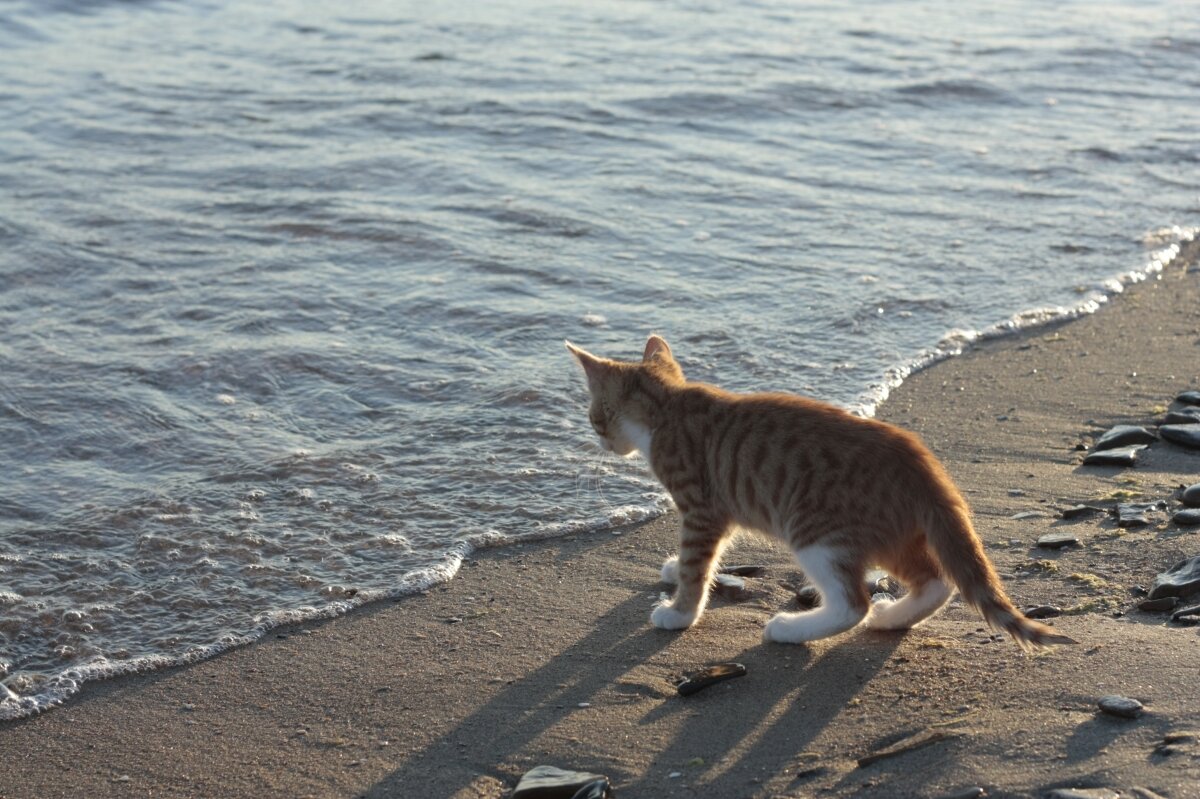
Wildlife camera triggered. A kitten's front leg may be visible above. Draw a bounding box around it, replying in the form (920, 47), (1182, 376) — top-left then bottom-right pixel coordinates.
(651, 520), (726, 630)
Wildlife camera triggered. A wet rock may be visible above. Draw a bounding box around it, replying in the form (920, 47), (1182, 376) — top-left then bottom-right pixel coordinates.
(1098, 695), (1144, 719)
(1082, 444), (1147, 466)
(1061, 504), (1105, 520)
(1164, 407), (1200, 425)
(1093, 425), (1156, 451)
(1137, 596), (1178, 613)
(1024, 605), (1062, 619)
(796, 585), (821, 609)
(866, 571), (901, 595)
(1177, 390), (1200, 406)
(1174, 509), (1200, 526)
(512, 766), (608, 799)
(711, 573), (750, 602)
(1159, 424), (1200, 449)
(1037, 533), (1080, 550)
(1046, 790), (1120, 799)
(1147, 555), (1200, 600)
(1116, 501), (1166, 528)
(720, 564), (766, 577)
(1181, 483), (1200, 507)
(1170, 603), (1200, 624)
(569, 779), (610, 799)
(675, 663), (746, 697)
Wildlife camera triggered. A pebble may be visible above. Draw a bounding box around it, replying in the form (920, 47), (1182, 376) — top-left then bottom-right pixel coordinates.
(1046, 790), (1120, 799)
(935, 789), (985, 799)
(1061, 504), (1104, 519)
(1181, 483), (1200, 507)
(512, 766), (609, 799)
(1082, 444), (1147, 466)
(1024, 605), (1062, 619)
(1163, 408), (1200, 425)
(1147, 555), (1200, 601)
(1174, 509), (1200, 526)
(1159, 424), (1200, 450)
(1170, 604), (1200, 624)
(1137, 596), (1178, 612)
(1177, 389), (1200, 406)
(1093, 425), (1156, 451)
(1116, 502), (1165, 528)
(719, 564), (767, 577)
(1037, 532), (1080, 550)
(1097, 695), (1144, 719)
(712, 573), (751, 602)
(676, 663), (747, 697)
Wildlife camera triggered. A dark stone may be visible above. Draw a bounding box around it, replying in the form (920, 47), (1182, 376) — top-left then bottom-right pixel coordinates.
(1174, 509), (1200, 526)
(796, 585), (821, 609)
(1148, 555), (1200, 600)
(1171, 604), (1200, 624)
(676, 662), (747, 697)
(1116, 502), (1166, 528)
(1164, 408), (1200, 425)
(1025, 605), (1063, 619)
(1093, 425), (1156, 451)
(569, 779), (610, 799)
(711, 573), (750, 602)
(1138, 596), (1178, 612)
(1177, 390), (1200, 406)
(720, 564), (767, 577)
(1097, 695), (1144, 719)
(866, 572), (901, 595)
(1159, 424), (1200, 449)
(1181, 483), (1200, 507)
(512, 766), (608, 799)
(1061, 504), (1105, 519)
(1082, 444), (1147, 466)
(1037, 533), (1080, 550)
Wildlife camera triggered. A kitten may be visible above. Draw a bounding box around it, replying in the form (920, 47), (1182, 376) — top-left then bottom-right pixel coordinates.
(567, 335), (1074, 651)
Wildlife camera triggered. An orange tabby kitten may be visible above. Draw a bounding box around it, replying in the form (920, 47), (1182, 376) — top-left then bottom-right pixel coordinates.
(567, 335), (1073, 651)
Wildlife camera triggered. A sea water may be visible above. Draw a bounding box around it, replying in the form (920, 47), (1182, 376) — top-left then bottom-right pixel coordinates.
(1, 0), (1198, 719)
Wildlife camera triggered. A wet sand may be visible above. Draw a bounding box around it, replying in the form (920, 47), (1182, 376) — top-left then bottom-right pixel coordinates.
(4, 242), (1200, 799)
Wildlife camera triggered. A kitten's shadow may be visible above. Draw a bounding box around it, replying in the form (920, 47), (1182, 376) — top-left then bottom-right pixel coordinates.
(620, 633), (899, 797)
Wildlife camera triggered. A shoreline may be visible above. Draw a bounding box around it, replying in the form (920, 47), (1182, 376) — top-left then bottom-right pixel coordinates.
(5, 231), (1196, 725)
(2, 240), (1199, 798)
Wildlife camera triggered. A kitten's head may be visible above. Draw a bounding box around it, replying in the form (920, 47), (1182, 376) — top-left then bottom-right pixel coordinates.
(565, 335), (684, 456)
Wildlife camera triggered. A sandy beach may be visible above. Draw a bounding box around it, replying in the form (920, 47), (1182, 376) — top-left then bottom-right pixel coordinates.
(4, 243), (1200, 799)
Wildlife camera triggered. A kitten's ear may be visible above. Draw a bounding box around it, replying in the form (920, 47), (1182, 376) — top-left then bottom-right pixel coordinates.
(643, 334), (674, 364)
(565, 341), (609, 385)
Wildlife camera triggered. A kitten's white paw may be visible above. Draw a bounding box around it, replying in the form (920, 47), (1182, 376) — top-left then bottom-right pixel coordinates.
(659, 555), (679, 585)
(650, 601), (696, 630)
(763, 614), (805, 644)
(865, 598), (905, 630)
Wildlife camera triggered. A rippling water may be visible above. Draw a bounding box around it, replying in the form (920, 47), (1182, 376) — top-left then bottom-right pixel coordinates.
(2, 0), (1198, 718)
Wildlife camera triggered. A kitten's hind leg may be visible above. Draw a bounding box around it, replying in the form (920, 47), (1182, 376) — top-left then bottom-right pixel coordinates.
(866, 548), (952, 630)
(763, 544), (869, 644)
(651, 520), (727, 630)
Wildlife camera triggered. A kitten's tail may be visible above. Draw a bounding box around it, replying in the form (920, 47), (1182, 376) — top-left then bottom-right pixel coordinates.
(923, 493), (1076, 652)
